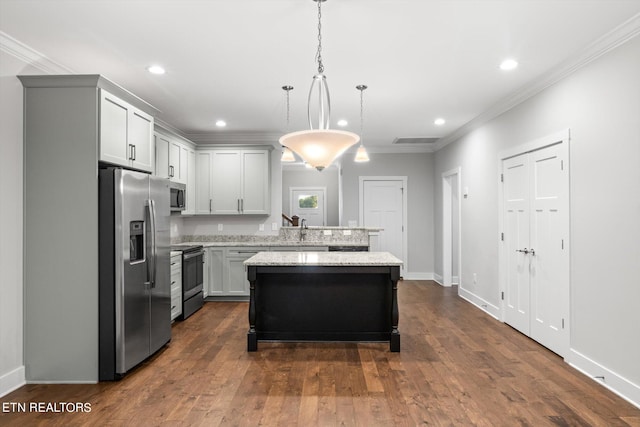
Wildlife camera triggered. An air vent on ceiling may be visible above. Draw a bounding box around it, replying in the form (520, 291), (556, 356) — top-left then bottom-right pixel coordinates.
(392, 137), (439, 145)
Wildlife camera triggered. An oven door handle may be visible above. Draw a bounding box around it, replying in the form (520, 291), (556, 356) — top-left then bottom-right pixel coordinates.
(183, 251), (204, 261)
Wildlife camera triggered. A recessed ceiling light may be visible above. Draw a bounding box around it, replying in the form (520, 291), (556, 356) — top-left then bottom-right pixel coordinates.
(434, 117), (446, 126)
(337, 119), (348, 127)
(215, 120), (227, 128)
(499, 59), (519, 71)
(146, 65), (166, 75)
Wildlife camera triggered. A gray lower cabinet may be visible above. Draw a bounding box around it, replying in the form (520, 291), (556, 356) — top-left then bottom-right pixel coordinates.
(207, 248), (225, 296)
(225, 247), (262, 296)
(170, 254), (182, 321)
(205, 246), (328, 298)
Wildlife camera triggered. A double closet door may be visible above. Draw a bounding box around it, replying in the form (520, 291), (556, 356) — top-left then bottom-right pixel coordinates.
(503, 141), (569, 356)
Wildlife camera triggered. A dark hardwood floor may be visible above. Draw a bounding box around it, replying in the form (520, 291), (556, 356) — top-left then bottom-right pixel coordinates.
(2, 281), (639, 426)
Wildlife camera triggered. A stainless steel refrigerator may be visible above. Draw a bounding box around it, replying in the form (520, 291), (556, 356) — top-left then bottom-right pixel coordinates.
(98, 167), (171, 380)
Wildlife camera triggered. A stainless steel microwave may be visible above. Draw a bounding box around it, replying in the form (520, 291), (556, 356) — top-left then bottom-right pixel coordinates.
(170, 182), (186, 211)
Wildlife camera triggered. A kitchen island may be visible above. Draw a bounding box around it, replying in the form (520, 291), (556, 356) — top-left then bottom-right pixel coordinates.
(244, 251), (402, 352)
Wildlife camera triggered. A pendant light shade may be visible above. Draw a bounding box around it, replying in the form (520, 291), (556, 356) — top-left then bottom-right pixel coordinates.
(354, 145), (370, 162)
(280, 129), (359, 171)
(281, 146), (296, 162)
(279, 0), (359, 172)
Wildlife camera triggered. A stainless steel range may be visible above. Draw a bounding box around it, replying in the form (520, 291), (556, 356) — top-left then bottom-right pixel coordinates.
(171, 245), (204, 319)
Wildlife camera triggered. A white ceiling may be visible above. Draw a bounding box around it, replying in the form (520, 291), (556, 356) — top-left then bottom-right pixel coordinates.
(2, 0), (640, 152)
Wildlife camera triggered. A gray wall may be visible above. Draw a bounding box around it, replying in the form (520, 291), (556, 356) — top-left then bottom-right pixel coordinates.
(0, 49), (26, 394)
(341, 152), (435, 278)
(434, 35), (640, 403)
(282, 167), (339, 226)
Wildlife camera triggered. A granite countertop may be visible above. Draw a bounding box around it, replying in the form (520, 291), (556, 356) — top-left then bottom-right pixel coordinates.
(244, 251), (403, 266)
(173, 241), (369, 248)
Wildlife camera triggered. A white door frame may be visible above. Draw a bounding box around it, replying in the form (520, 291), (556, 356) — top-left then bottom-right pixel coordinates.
(358, 176), (408, 273)
(498, 128), (570, 323)
(289, 186), (327, 226)
(442, 167), (462, 287)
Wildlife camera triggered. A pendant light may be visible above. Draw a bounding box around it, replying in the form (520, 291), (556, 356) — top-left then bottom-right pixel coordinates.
(354, 84), (370, 162)
(279, 0), (359, 171)
(280, 85), (296, 162)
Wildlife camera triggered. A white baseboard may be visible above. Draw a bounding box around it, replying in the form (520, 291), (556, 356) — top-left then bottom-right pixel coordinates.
(0, 366), (25, 398)
(403, 272), (433, 281)
(433, 273), (443, 286)
(566, 348), (640, 409)
(457, 286), (500, 320)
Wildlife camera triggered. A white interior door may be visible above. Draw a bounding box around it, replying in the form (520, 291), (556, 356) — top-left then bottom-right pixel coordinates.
(502, 140), (569, 356)
(529, 144), (569, 355)
(290, 187), (326, 226)
(362, 179), (405, 271)
(503, 154), (531, 335)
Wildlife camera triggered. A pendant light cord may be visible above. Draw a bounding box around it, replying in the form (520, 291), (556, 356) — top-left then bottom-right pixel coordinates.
(315, 0), (324, 74)
(357, 84), (367, 146)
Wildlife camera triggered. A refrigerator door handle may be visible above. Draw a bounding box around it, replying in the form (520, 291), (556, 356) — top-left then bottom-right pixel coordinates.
(147, 199), (157, 288)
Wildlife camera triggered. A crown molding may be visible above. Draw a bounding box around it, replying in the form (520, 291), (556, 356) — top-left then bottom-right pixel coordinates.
(0, 31), (73, 74)
(185, 131), (283, 145)
(435, 12), (640, 151)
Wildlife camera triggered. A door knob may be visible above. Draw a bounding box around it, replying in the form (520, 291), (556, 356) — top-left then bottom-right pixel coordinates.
(516, 248), (529, 254)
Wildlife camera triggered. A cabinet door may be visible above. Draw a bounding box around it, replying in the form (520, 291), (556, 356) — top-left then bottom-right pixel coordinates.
(226, 257), (249, 295)
(195, 151), (213, 214)
(211, 151), (242, 214)
(241, 150), (270, 214)
(99, 91), (129, 166)
(186, 148), (196, 214)
(169, 141), (181, 181)
(129, 110), (153, 172)
(155, 134), (170, 178)
(208, 249), (225, 295)
(178, 145), (189, 184)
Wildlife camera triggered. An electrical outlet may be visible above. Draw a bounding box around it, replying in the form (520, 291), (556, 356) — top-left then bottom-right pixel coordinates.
(272, 222), (278, 231)
(343, 230), (351, 236)
(473, 273), (477, 284)
(323, 230), (332, 236)
(217, 223), (223, 231)
(259, 224), (264, 232)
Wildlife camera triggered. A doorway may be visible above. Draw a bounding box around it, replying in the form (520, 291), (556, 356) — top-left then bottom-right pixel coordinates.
(500, 130), (570, 357)
(290, 187), (327, 226)
(359, 177), (407, 275)
(442, 167), (461, 287)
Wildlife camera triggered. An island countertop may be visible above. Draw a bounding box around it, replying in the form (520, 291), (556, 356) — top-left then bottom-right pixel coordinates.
(244, 251), (403, 267)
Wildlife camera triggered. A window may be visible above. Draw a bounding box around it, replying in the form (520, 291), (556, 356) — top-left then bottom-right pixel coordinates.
(298, 195), (318, 209)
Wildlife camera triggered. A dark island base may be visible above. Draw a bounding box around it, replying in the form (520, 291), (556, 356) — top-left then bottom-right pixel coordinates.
(247, 266), (400, 352)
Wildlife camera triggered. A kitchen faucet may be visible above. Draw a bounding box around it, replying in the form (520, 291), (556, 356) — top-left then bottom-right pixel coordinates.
(300, 218), (308, 241)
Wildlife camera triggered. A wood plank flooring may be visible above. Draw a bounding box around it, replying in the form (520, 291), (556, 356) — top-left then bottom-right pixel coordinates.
(2, 281), (639, 426)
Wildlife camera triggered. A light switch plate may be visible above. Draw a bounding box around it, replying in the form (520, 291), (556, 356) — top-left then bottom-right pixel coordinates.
(323, 230), (332, 236)
(272, 222), (278, 231)
(343, 230), (352, 236)
(259, 224), (264, 232)
(217, 223), (223, 231)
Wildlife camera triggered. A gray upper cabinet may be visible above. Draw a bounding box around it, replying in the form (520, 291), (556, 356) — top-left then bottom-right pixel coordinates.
(196, 148), (271, 215)
(154, 131), (189, 184)
(100, 89), (154, 172)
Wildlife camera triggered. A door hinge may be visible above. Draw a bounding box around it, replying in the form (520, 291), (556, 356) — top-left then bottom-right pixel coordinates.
(501, 232), (504, 241)
(562, 318), (565, 329)
(500, 174), (504, 183)
(402, 225), (404, 232)
(561, 239), (564, 249)
(501, 291), (504, 300)
(561, 160), (564, 171)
